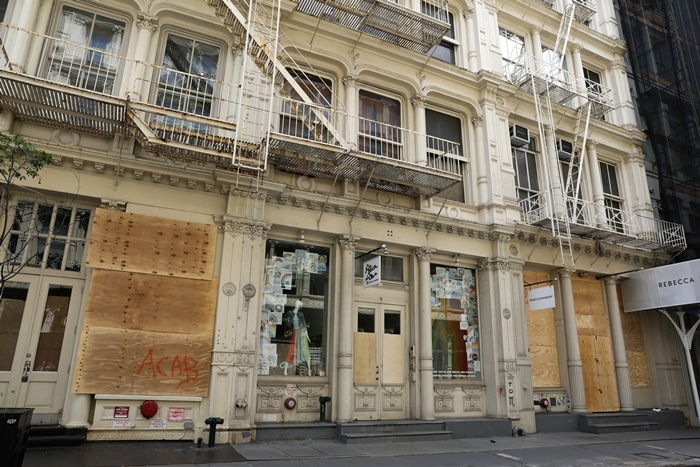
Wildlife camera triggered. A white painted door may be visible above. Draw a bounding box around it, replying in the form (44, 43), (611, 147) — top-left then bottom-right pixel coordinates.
(0, 275), (82, 424)
(353, 302), (406, 420)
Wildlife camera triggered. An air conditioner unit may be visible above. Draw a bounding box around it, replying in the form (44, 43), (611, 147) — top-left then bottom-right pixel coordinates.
(556, 139), (574, 159)
(510, 124), (530, 147)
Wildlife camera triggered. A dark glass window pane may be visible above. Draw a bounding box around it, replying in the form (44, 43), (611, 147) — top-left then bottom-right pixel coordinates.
(358, 308), (375, 333)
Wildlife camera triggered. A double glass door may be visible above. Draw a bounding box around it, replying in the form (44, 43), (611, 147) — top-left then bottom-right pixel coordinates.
(0, 275), (82, 424)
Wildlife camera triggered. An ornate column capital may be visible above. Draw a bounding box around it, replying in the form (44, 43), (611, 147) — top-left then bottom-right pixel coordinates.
(414, 247), (435, 262)
(100, 199), (127, 211)
(411, 95), (427, 108)
(471, 114), (484, 127)
(557, 268), (576, 279)
(338, 234), (359, 250)
(343, 74), (359, 87)
(136, 12), (159, 32)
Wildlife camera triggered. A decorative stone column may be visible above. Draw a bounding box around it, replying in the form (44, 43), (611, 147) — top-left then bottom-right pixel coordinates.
(129, 13), (159, 100)
(211, 189), (269, 443)
(343, 75), (359, 151)
(412, 95), (427, 165)
(586, 141), (606, 228)
(472, 115), (488, 207)
(336, 234), (358, 422)
(7, 0), (42, 72)
(604, 277), (634, 411)
(415, 247), (436, 420)
(226, 46), (245, 121)
(558, 268), (587, 413)
(477, 238), (534, 432)
(464, 8), (478, 72)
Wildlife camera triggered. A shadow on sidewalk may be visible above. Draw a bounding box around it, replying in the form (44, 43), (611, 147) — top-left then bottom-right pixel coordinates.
(24, 440), (245, 467)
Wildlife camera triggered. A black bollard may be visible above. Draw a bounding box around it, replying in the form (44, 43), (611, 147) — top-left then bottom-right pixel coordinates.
(318, 396), (331, 422)
(204, 417), (224, 447)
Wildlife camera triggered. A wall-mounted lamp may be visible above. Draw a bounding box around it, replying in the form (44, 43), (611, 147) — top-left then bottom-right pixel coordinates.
(452, 254), (460, 265)
(298, 230), (305, 244)
(578, 271), (588, 278)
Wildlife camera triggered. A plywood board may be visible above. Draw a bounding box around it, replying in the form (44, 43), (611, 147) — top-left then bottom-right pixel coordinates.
(86, 209), (216, 280)
(354, 332), (377, 384)
(619, 287), (651, 387)
(72, 269), (217, 396)
(73, 326), (211, 396)
(574, 276), (619, 412)
(524, 271), (561, 388)
(382, 333), (405, 385)
(83, 270), (216, 334)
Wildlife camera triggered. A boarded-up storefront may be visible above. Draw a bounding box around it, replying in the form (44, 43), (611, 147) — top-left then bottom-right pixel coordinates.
(72, 209), (218, 396)
(574, 275), (619, 412)
(525, 270), (561, 388)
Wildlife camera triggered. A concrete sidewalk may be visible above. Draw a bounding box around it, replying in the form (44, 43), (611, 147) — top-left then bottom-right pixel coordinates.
(24, 428), (700, 467)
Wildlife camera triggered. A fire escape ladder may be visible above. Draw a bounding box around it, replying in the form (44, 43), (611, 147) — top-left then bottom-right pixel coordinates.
(203, 0), (349, 159)
(530, 60), (575, 268)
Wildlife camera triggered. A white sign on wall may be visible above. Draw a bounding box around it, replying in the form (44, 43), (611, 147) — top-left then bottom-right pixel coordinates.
(620, 259), (700, 312)
(528, 285), (555, 311)
(363, 256), (381, 288)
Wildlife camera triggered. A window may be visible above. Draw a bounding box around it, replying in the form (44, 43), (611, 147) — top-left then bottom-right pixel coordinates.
(46, 6), (125, 94)
(431, 264), (480, 380)
(7, 201), (91, 272)
(259, 240), (330, 377)
(561, 158), (585, 224)
(0, 0), (9, 22)
(358, 90), (402, 159)
(279, 70), (332, 140)
(499, 28), (525, 81)
(156, 34), (220, 117)
(426, 9), (457, 64)
(512, 136), (541, 213)
(582, 67), (607, 120)
(600, 161), (625, 233)
(542, 46), (569, 88)
(426, 109), (465, 202)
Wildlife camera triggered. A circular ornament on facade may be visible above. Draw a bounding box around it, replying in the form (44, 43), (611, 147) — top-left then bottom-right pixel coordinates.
(297, 176), (316, 191)
(445, 205), (460, 219)
(502, 308), (512, 319)
(377, 192), (392, 205)
(222, 282), (237, 296)
(242, 284), (257, 299)
(53, 129), (80, 147)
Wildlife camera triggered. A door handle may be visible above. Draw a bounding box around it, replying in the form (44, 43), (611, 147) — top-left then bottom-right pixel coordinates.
(22, 360), (31, 382)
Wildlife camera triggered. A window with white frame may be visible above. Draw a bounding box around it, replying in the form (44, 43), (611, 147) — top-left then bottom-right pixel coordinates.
(358, 90), (402, 159)
(512, 135), (540, 213)
(560, 157), (586, 224)
(7, 201), (91, 272)
(600, 161), (625, 233)
(45, 6), (126, 94)
(279, 70), (332, 141)
(542, 46), (569, 88)
(499, 27), (526, 82)
(156, 34), (220, 117)
(425, 8), (457, 65)
(426, 109), (465, 202)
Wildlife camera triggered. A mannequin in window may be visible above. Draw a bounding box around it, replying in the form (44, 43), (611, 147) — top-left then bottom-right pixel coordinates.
(283, 299), (310, 375)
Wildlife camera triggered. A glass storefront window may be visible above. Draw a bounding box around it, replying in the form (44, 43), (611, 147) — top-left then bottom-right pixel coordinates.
(258, 240), (330, 377)
(431, 264), (480, 380)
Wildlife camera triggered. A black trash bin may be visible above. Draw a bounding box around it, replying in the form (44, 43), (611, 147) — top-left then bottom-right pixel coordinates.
(1, 408), (34, 467)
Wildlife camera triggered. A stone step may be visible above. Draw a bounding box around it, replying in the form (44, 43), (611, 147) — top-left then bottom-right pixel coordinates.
(338, 429), (453, 444)
(581, 421), (660, 434)
(27, 425), (87, 447)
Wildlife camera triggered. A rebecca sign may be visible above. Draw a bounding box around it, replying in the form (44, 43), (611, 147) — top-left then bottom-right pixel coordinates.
(620, 259), (700, 312)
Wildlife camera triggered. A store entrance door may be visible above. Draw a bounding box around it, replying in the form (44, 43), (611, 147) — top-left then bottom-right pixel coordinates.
(353, 302), (407, 420)
(0, 275), (83, 424)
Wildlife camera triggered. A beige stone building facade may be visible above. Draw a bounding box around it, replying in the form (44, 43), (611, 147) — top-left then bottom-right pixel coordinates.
(0, 0), (691, 443)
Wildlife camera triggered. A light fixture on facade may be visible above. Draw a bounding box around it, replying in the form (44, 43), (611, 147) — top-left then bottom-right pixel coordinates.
(298, 230), (305, 243)
(452, 254), (460, 265)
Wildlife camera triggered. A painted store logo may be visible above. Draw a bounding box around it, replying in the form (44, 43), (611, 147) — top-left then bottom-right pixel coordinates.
(658, 277), (696, 288)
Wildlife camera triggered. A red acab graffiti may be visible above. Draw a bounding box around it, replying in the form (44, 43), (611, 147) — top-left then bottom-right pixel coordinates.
(136, 348), (200, 389)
